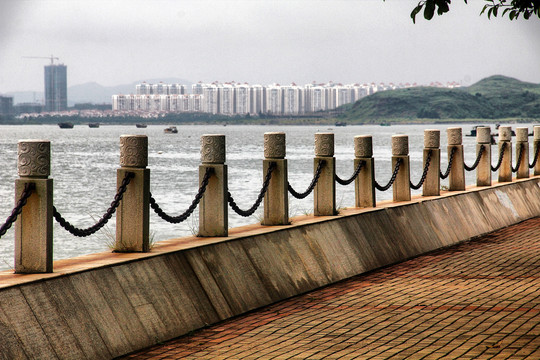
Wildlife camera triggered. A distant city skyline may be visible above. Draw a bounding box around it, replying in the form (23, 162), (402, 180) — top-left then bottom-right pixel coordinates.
(1, 1), (539, 94)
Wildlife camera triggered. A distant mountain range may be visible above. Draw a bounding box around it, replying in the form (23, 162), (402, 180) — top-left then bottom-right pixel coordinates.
(340, 75), (540, 122)
(6, 77), (192, 105)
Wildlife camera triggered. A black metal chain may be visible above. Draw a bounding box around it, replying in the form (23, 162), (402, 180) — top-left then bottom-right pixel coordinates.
(53, 172), (135, 237)
(464, 144), (486, 172)
(491, 142), (507, 172)
(288, 159), (326, 199)
(374, 158), (402, 191)
(228, 162), (276, 217)
(530, 144), (540, 169)
(336, 160), (366, 186)
(410, 150), (432, 190)
(512, 143), (525, 173)
(440, 146), (457, 180)
(150, 167), (213, 224)
(0, 183), (35, 239)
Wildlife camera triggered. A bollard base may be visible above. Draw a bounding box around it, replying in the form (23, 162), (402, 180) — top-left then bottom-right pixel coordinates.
(355, 157), (375, 208)
(314, 157), (336, 216)
(263, 159), (289, 226)
(199, 164), (228, 237)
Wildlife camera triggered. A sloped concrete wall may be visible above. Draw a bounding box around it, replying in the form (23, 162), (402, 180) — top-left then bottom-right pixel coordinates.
(1, 178), (539, 359)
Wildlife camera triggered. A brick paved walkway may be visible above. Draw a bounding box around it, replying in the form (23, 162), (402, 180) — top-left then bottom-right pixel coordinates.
(120, 218), (540, 359)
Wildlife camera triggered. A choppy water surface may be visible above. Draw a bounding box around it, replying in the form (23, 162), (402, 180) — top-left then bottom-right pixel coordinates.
(0, 123), (535, 270)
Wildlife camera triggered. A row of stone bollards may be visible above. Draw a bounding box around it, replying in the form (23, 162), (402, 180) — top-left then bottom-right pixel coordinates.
(10, 125), (540, 274)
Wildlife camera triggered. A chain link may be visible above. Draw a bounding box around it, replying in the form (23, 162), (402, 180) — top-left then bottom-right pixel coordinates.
(288, 159), (325, 199)
(336, 160), (366, 186)
(512, 143), (525, 173)
(374, 158), (402, 191)
(440, 146), (456, 179)
(464, 144), (486, 172)
(228, 162), (276, 217)
(410, 150), (432, 190)
(53, 172), (135, 237)
(530, 144), (540, 169)
(491, 142), (507, 172)
(0, 183), (35, 239)
(150, 167), (213, 223)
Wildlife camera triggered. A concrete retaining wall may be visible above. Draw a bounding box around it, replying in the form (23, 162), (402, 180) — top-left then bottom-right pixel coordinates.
(1, 178), (539, 359)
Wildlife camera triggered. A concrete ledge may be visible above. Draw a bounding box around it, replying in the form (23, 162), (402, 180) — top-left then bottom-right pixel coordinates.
(1, 177), (539, 359)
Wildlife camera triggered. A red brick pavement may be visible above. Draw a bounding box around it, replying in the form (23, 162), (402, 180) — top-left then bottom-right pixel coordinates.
(119, 218), (540, 359)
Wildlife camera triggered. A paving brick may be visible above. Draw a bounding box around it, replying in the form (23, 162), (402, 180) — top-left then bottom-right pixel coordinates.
(119, 217), (540, 359)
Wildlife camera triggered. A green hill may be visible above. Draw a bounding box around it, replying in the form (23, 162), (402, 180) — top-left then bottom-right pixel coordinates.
(340, 75), (540, 122)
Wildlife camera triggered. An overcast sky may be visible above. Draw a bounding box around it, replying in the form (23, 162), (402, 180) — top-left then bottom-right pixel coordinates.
(1, 0), (539, 92)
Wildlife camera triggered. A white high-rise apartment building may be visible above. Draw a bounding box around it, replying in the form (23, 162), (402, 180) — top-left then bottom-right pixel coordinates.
(219, 84), (235, 115)
(265, 85), (282, 115)
(282, 85), (302, 115)
(235, 84), (250, 115)
(250, 85), (264, 115)
(202, 84), (219, 114)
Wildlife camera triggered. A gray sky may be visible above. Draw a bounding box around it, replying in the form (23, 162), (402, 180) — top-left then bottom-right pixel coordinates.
(1, 0), (539, 92)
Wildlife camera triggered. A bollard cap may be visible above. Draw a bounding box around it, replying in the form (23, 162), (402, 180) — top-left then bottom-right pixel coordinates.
(499, 126), (512, 141)
(264, 132), (286, 159)
(201, 134), (226, 164)
(354, 135), (372, 158)
(516, 127), (528, 142)
(535, 126), (540, 141)
(424, 129), (440, 149)
(314, 133), (334, 157)
(18, 140), (50, 178)
(476, 127), (492, 144)
(392, 135), (408, 156)
(447, 127), (462, 145)
(120, 135), (148, 168)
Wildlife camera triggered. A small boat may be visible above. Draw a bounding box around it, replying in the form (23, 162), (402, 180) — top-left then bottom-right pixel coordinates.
(335, 121), (347, 127)
(380, 122), (390, 126)
(164, 126), (178, 134)
(88, 122), (100, 128)
(58, 122), (74, 129)
(136, 123), (147, 128)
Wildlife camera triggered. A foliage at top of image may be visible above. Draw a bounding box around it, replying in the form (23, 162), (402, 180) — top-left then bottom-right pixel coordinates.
(408, 0), (540, 23)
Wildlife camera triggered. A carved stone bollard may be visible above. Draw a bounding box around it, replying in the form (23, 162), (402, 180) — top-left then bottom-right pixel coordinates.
(392, 135), (411, 202)
(515, 127), (529, 179)
(116, 135), (150, 252)
(15, 140), (53, 273)
(199, 134), (227, 237)
(447, 127), (465, 191)
(498, 126), (513, 183)
(354, 135), (375, 207)
(476, 127), (492, 187)
(534, 126), (540, 176)
(314, 133), (336, 216)
(423, 130), (440, 196)
(263, 132), (288, 225)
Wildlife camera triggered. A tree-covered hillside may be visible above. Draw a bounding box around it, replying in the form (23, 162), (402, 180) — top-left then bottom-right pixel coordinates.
(340, 75), (540, 123)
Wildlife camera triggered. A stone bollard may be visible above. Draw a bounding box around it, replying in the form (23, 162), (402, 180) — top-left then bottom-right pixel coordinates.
(476, 127), (492, 186)
(515, 127), (529, 179)
(423, 130), (440, 196)
(199, 134), (227, 237)
(15, 140), (53, 273)
(392, 135), (411, 202)
(116, 135), (150, 252)
(263, 132), (288, 225)
(314, 133), (336, 216)
(354, 135), (375, 207)
(447, 128), (465, 191)
(534, 126), (540, 176)
(498, 126), (513, 182)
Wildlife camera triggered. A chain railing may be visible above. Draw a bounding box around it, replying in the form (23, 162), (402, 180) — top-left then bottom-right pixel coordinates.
(150, 167), (213, 223)
(530, 144), (540, 169)
(288, 159), (325, 199)
(0, 183), (35, 239)
(53, 172), (135, 237)
(228, 162), (276, 217)
(512, 144), (524, 173)
(410, 150), (432, 190)
(440, 146), (456, 179)
(336, 160), (365, 186)
(491, 142), (507, 172)
(464, 144), (486, 172)
(374, 158), (402, 191)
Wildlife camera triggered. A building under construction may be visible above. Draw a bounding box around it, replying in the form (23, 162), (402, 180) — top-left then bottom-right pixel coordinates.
(44, 63), (67, 111)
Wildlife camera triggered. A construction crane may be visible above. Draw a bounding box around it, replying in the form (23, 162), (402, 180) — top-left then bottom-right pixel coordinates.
(22, 55), (59, 65)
